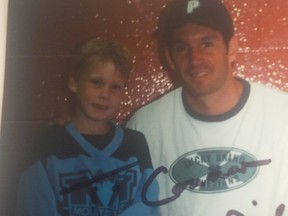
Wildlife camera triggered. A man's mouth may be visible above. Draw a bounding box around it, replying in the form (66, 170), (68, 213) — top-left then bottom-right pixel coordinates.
(191, 71), (209, 77)
(188, 69), (210, 78)
(187, 65), (212, 78)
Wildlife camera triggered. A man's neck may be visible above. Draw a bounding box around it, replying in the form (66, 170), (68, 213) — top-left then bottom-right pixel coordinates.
(183, 78), (244, 116)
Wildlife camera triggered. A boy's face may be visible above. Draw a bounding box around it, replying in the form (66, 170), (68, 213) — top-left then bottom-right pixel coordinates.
(167, 23), (235, 98)
(69, 60), (127, 123)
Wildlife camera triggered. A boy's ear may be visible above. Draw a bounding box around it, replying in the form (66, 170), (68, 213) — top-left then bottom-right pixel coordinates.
(68, 75), (78, 93)
(228, 36), (238, 64)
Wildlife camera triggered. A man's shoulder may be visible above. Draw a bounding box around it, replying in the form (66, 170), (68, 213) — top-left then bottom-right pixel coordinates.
(135, 88), (181, 114)
(250, 81), (288, 100)
(126, 88), (181, 128)
(248, 81), (288, 117)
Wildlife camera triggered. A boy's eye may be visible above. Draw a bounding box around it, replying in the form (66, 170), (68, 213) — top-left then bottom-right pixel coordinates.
(111, 84), (124, 91)
(90, 79), (103, 86)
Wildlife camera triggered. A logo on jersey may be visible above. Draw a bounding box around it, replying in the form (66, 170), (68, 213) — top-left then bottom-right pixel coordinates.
(169, 148), (259, 193)
(59, 168), (138, 216)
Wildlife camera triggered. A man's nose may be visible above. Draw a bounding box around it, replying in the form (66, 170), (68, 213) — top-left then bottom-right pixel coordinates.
(189, 48), (203, 66)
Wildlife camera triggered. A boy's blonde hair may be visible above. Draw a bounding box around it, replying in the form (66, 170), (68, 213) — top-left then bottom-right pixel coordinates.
(72, 38), (132, 81)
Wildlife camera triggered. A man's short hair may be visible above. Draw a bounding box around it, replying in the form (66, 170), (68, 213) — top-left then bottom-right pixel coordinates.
(156, 0), (234, 47)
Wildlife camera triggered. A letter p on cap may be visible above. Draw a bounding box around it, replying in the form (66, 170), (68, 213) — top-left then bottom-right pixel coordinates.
(187, 0), (200, 14)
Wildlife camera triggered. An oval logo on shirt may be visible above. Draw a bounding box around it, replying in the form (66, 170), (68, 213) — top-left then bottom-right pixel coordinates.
(169, 148), (259, 193)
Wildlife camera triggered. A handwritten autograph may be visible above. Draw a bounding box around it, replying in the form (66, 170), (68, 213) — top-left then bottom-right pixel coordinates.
(140, 159), (285, 215)
(60, 161), (139, 195)
(207, 159), (272, 182)
(141, 159), (272, 206)
(226, 203), (285, 216)
(59, 158), (286, 215)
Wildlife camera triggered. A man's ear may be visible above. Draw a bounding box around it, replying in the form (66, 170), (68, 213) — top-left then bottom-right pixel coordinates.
(161, 47), (182, 86)
(68, 75), (78, 93)
(164, 47), (176, 71)
(228, 36), (238, 64)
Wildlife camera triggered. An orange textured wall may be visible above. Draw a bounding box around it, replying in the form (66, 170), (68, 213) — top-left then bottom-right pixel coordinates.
(2, 0), (288, 138)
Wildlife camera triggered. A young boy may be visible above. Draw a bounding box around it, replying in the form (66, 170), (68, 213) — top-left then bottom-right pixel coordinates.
(16, 39), (159, 216)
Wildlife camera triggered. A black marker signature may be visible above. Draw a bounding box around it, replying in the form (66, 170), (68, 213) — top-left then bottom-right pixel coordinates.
(207, 159), (272, 182)
(58, 158), (285, 215)
(226, 203), (285, 216)
(141, 159), (272, 207)
(60, 161), (138, 195)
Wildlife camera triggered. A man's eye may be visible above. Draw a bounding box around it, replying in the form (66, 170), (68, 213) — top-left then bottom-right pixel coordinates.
(202, 41), (214, 48)
(172, 43), (188, 53)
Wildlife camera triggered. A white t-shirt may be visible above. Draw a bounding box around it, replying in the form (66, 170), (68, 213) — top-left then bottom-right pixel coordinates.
(126, 80), (288, 216)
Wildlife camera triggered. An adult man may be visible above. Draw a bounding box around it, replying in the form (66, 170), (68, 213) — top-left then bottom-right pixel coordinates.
(126, 0), (288, 215)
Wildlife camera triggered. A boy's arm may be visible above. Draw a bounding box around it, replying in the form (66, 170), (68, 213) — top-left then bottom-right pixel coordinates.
(120, 128), (160, 216)
(16, 161), (58, 216)
(120, 168), (160, 216)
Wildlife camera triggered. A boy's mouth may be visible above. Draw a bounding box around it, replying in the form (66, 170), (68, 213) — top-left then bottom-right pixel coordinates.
(92, 103), (109, 110)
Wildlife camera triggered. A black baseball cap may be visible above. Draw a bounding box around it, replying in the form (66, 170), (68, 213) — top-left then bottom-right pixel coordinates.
(156, 0), (234, 45)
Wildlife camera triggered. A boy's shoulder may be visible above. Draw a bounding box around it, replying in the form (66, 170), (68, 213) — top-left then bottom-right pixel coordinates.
(115, 126), (153, 169)
(29, 125), (85, 162)
(122, 126), (145, 137)
(115, 125), (148, 146)
(118, 126), (147, 145)
(39, 124), (67, 138)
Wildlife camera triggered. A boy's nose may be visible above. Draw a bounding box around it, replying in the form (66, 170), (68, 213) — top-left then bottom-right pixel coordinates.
(99, 86), (110, 99)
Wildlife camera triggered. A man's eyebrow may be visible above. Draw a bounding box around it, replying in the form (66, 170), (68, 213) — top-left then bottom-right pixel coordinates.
(200, 33), (221, 41)
(170, 32), (221, 42)
(170, 40), (185, 45)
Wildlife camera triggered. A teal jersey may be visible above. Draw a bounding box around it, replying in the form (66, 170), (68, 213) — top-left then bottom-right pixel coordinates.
(16, 123), (159, 216)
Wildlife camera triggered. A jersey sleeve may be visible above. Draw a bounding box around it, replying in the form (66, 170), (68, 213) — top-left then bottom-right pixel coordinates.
(120, 128), (160, 215)
(16, 161), (58, 216)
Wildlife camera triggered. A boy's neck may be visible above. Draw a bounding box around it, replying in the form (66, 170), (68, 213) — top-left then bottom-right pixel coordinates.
(71, 117), (112, 135)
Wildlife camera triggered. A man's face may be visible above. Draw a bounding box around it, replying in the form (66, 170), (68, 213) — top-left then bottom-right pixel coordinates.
(168, 23), (234, 98)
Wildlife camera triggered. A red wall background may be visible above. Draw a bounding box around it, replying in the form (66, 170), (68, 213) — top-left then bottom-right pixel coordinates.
(2, 0), (288, 142)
